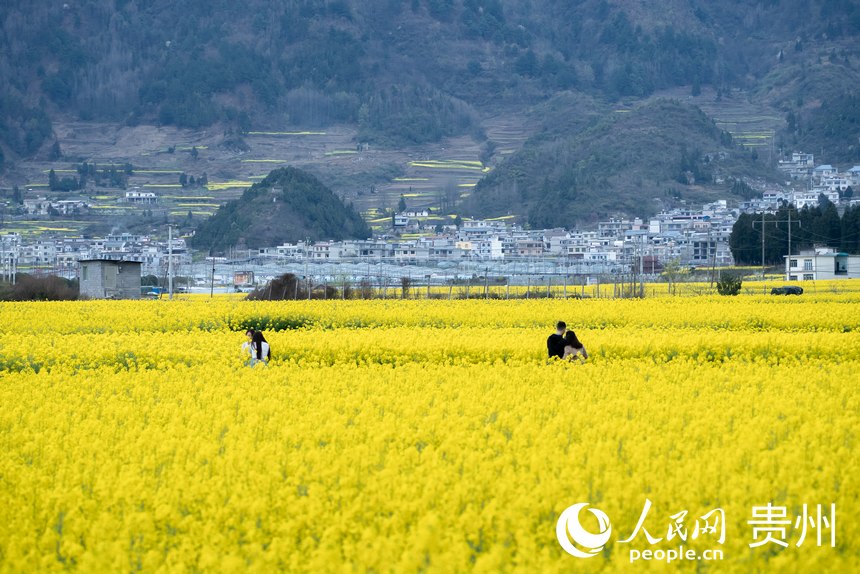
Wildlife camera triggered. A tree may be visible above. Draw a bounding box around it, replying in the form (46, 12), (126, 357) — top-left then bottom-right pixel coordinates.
(49, 140), (62, 160)
(179, 173), (188, 187)
(49, 169), (59, 190)
(515, 50), (539, 77)
(141, 274), (159, 287)
(840, 205), (860, 254)
(786, 110), (797, 134)
(12, 186), (22, 205)
(729, 213), (761, 265)
(817, 204), (842, 248)
(190, 146), (199, 159)
(444, 178), (459, 214)
(660, 258), (688, 295)
(398, 194), (407, 212)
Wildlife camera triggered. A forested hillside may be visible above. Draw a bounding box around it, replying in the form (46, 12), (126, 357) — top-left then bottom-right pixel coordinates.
(189, 167), (371, 251)
(2, 0), (858, 163)
(2, 0), (859, 234)
(463, 99), (759, 226)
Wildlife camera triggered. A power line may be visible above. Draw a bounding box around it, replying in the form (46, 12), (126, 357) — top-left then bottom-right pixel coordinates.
(753, 213), (800, 277)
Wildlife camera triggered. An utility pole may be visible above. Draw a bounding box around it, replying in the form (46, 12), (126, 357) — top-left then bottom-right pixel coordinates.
(709, 226), (718, 289)
(168, 224), (174, 299)
(784, 209), (801, 276)
(786, 209), (801, 259)
(753, 211), (767, 279)
(639, 233), (646, 297)
(209, 254), (215, 298)
(753, 211), (801, 279)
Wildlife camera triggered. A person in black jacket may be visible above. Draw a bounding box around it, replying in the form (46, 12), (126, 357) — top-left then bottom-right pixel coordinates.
(547, 321), (567, 360)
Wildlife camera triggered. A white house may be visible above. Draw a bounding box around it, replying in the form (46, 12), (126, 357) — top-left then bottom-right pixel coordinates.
(785, 248), (860, 281)
(475, 236), (504, 259)
(813, 165), (838, 184)
(791, 189), (840, 209)
(392, 242), (429, 263)
(820, 176), (851, 193)
(778, 152), (814, 179)
(312, 242), (343, 260)
(125, 191), (158, 204)
(846, 166), (860, 187)
(276, 243), (305, 259)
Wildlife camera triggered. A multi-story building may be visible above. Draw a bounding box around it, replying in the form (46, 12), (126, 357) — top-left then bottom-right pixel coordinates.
(785, 248), (860, 281)
(778, 152), (814, 179)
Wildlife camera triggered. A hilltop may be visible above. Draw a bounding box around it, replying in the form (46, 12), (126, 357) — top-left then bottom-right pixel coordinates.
(463, 99), (769, 227)
(189, 167), (371, 252)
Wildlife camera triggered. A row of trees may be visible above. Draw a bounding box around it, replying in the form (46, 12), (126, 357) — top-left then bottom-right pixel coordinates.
(48, 164), (132, 191)
(179, 173), (208, 188)
(729, 203), (860, 265)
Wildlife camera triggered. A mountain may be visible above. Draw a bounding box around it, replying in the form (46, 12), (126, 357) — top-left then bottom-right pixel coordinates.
(2, 1), (857, 152)
(1, 0), (858, 223)
(463, 99), (763, 227)
(189, 167), (371, 252)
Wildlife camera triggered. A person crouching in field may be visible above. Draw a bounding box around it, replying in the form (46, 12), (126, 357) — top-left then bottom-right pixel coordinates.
(547, 321), (567, 361)
(243, 329), (271, 366)
(562, 330), (588, 363)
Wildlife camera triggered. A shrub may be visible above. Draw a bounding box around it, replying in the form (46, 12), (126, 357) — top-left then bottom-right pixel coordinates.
(716, 275), (743, 296)
(246, 273), (339, 301)
(0, 274), (79, 301)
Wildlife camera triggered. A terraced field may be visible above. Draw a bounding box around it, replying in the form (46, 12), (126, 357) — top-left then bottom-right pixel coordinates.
(3, 114), (535, 239)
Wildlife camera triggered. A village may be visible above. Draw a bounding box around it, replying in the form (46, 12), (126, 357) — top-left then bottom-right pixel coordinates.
(2, 152), (860, 291)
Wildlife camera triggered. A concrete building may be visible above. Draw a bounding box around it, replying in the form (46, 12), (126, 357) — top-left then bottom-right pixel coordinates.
(125, 191), (158, 204)
(785, 248), (860, 281)
(813, 164), (837, 184)
(79, 259), (142, 299)
(778, 152), (814, 179)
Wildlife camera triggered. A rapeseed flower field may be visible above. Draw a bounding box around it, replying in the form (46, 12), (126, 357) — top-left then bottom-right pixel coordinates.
(0, 291), (857, 572)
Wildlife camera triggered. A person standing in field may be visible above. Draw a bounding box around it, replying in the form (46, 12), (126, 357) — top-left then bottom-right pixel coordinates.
(562, 329), (588, 363)
(547, 321), (567, 360)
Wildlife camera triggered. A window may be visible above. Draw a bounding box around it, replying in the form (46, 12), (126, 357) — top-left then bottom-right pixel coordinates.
(803, 274), (814, 281)
(82, 265), (88, 280)
(790, 259), (798, 268)
(803, 259), (813, 271)
(789, 275), (797, 281)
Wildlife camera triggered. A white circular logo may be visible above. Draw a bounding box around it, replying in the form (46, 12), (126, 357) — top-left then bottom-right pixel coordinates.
(556, 503), (612, 558)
